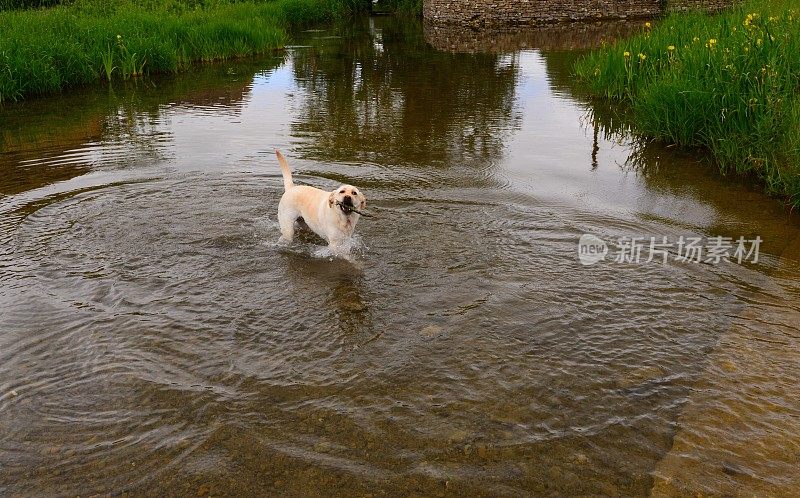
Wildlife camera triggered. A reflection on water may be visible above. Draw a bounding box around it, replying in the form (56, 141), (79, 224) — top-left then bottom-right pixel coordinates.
(291, 19), (520, 170)
(1, 16), (799, 497)
(424, 19), (644, 53)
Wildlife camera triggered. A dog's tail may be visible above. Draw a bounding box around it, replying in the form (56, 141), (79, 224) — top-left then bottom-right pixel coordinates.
(275, 149), (294, 191)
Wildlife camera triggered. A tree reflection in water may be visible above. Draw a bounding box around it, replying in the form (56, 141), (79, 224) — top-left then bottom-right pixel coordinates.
(290, 18), (522, 170)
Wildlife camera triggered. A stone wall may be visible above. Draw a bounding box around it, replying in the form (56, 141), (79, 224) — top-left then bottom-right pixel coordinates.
(424, 19), (642, 53)
(667, 0), (732, 11)
(423, 0), (733, 27)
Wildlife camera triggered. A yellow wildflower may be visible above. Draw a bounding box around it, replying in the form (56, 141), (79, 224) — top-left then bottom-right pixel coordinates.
(756, 38), (763, 46)
(638, 53), (647, 61)
(693, 36), (700, 43)
(667, 45), (676, 51)
(744, 13), (759, 29)
(623, 51), (631, 58)
(705, 38), (717, 49)
(645, 22), (651, 28)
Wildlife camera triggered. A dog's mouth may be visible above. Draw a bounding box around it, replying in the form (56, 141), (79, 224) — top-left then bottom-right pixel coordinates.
(339, 198), (355, 214)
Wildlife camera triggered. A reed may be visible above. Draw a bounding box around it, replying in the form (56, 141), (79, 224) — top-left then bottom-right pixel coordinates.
(575, 0), (800, 207)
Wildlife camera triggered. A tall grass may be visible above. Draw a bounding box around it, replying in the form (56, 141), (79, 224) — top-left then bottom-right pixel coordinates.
(0, 0), (364, 101)
(575, 0), (800, 208)
(0, 0), (62, 9)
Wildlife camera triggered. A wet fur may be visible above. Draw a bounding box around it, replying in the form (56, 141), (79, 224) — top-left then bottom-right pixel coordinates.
(276, 150), (366, 249)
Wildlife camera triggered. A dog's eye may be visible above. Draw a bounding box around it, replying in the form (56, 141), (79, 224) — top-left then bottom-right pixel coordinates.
(352, 191), (358, 196)
(339, 189), (345, 194)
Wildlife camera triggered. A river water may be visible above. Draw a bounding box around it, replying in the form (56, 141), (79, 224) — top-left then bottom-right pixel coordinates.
(1, 17), (799, 496)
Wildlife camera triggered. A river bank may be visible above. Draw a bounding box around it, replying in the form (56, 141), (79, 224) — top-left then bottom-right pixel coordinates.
(0, 0), (364, 102)
(575, 0), (800, 208)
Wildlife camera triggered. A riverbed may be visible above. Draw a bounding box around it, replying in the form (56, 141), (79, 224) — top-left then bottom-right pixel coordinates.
(1, 17), (799, 496)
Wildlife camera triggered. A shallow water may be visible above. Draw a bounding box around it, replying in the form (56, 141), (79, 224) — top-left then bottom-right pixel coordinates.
(1, 17), (799, 496)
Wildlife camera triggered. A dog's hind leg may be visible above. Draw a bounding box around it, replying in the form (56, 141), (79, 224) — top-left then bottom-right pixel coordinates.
(277, 205), (296, 243)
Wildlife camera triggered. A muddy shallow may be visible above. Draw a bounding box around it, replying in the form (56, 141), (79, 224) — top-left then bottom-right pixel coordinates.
(1, 17), (799, 496)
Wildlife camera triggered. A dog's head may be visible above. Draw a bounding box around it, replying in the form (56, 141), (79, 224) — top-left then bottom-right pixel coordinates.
(328, 184), (366, 215)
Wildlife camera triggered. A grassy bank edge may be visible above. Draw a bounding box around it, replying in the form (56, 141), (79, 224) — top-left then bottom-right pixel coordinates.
(0, 0), (366, 102)
(573, 0), (800, 208)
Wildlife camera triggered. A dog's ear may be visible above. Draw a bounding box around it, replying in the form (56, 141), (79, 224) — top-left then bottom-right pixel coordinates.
(328, 191), (335, 208)
(360, 196), (366, 209)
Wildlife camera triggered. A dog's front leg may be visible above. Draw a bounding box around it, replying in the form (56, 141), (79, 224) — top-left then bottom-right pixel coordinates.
(326, 232), (350, 252)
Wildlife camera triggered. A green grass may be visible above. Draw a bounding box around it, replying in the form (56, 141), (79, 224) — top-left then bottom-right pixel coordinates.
(575, 0), (800, 208)
(0, 0), (366, 101)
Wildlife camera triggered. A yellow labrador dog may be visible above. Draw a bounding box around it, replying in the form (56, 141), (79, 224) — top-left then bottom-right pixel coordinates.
(275, 150), (366, 249)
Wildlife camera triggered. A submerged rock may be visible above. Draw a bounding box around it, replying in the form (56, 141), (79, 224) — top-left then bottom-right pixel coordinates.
(614, 365), (665, 389)
(420, 325), (443, 338)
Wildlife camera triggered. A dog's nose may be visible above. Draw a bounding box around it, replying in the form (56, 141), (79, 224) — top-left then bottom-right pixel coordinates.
(343, 195), (353, 204)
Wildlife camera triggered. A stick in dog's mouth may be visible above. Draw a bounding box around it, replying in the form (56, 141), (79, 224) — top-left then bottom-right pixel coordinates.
(336, 201), (372, 217)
